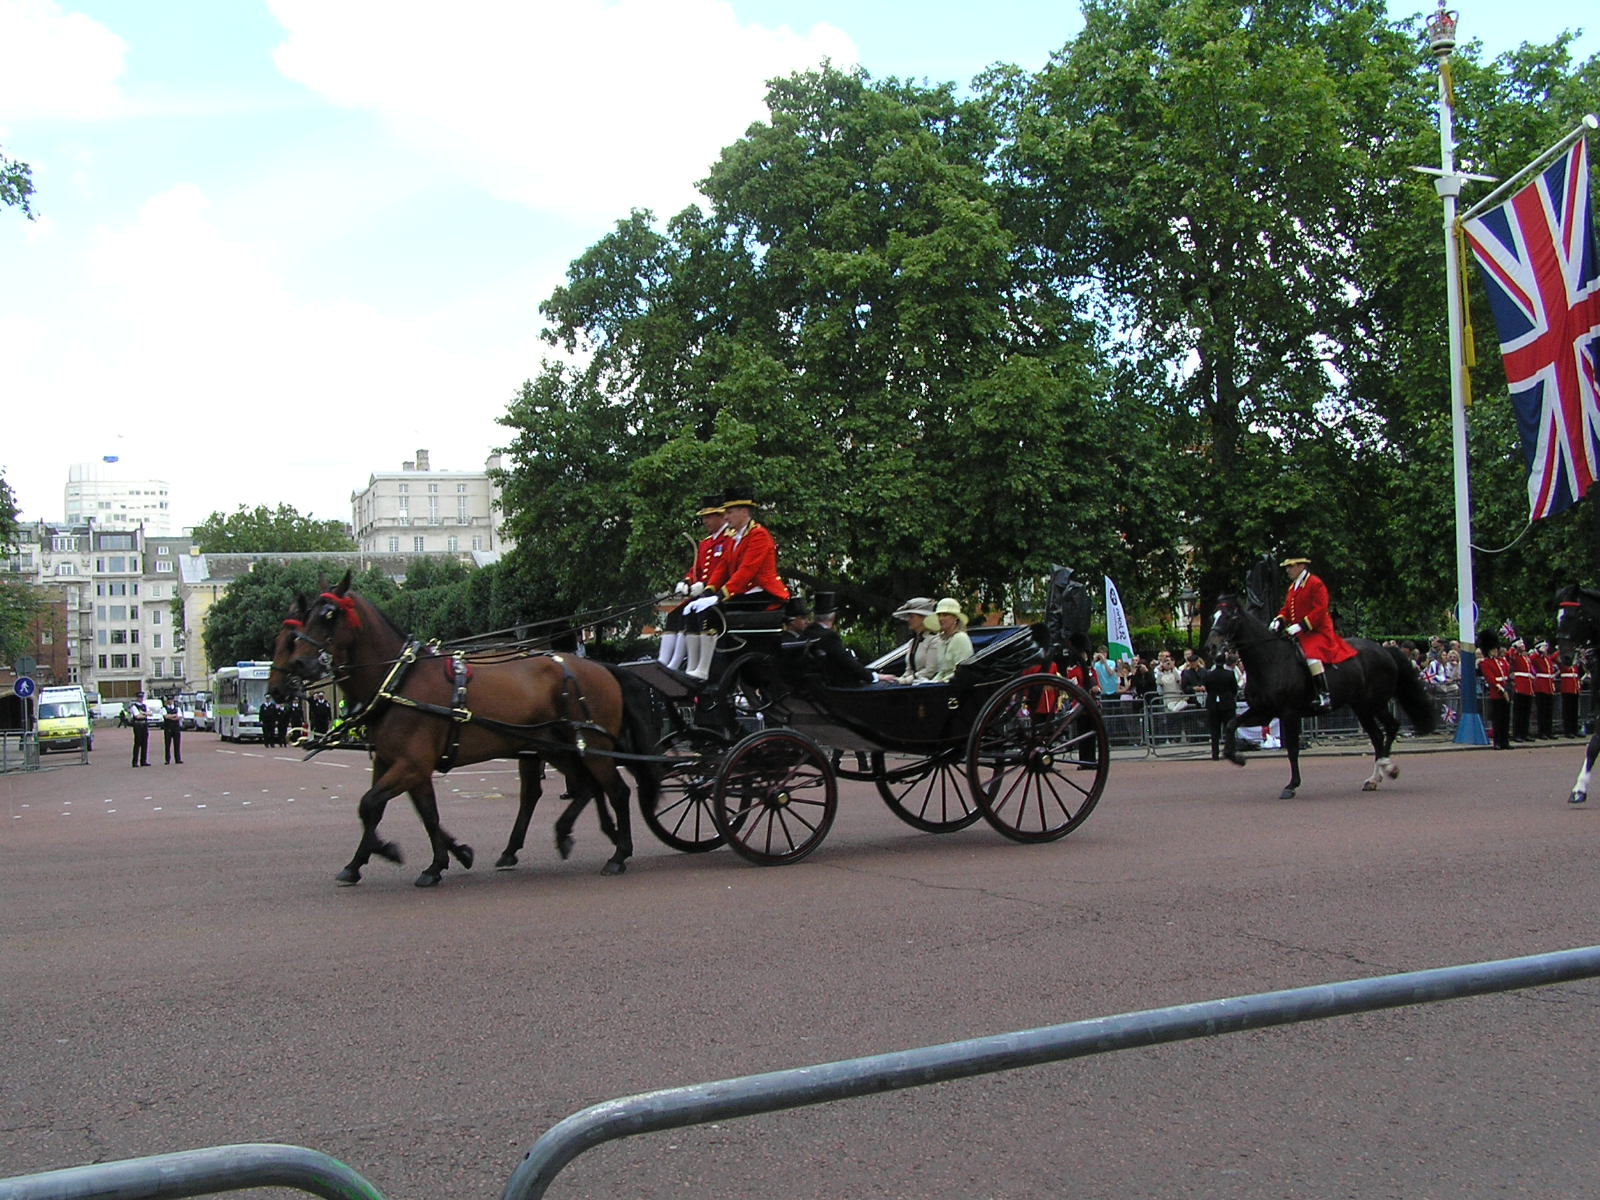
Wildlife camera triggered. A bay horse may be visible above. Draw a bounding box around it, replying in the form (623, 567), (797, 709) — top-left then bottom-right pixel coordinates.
(1205, 594), (1436, 798)
(1555, 584), (1600, 804)
(268, 572), (658, 886)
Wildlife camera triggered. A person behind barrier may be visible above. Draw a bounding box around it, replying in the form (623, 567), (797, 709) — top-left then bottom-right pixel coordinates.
(928, 597), (975, 683)
(657, 495), (729, 673)
(1269, 554), (1357, 713)
(682, 485), (790, 680)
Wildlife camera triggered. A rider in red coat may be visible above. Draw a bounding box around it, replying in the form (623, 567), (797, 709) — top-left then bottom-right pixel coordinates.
(1269, 555), (1357, 712)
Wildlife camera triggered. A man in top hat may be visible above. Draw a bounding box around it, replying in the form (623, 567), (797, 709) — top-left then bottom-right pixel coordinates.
(1269, 554), (1357, 713)
(782, 592), (893, 686)
(657, 495), (729, 673)
(682, 485), (791, 680)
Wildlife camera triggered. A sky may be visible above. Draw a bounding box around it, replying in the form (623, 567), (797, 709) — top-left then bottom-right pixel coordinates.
(2, 0), (1595, 533)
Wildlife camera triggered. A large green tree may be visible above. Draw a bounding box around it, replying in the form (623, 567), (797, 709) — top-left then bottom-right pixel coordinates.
(500, 66), (1180, 619)
(202, 560), (395, 670)
(191, 505), (355, 554)
(0, 474), (39, 665)
(1, 143), (34, 218)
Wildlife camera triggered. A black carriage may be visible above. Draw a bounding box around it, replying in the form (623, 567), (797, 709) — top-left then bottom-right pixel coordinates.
(624, 597), (1110, 867)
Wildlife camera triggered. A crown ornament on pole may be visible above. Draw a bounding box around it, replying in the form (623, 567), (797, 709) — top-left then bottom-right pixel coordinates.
(1426, 2), (1458, 58)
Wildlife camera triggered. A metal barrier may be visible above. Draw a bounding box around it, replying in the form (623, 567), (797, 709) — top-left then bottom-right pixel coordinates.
(0, 730), (39, 773)
(10, 947), (1594, 1200)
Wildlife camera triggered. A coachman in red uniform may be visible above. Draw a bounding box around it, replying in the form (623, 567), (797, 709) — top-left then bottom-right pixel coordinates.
(657, 495), (729, 672)
(1269, 555), (1357, 712)
(681, 486), (791, 680)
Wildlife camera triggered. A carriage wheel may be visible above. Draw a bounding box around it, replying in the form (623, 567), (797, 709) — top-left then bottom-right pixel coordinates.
(875, 748), (987, 833)
(966, 674), (1108, 843)
(640, 727), (729, 853)
(712, 729), (837, 866)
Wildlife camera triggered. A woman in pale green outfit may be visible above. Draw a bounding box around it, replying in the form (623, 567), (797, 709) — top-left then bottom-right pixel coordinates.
(929, 597), (975, 682)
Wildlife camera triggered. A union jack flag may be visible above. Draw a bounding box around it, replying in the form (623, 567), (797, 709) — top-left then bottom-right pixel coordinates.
(1464, 136), (1600, 522)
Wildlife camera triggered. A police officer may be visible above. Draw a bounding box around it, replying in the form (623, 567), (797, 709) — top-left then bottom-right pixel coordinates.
(128, 690), (151, 768)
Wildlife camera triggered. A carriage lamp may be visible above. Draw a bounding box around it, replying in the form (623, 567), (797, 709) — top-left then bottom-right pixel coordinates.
(1426, 2), (1458, 58)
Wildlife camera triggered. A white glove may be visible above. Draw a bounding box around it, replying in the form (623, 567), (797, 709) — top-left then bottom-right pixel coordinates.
(686, 594), (720, 614)
(689, 581), (707, 597)
(673, 580), (689, 596)
(1268, 618), (1282, 633)
(1286, 623), (1303, 637)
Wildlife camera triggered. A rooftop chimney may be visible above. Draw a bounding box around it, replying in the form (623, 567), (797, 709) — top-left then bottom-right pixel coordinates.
(416, 449), (430, 471)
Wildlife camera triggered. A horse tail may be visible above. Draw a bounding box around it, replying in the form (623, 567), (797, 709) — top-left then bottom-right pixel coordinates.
(1387, 647), (1436, 736)
(604, 664), (663, 810)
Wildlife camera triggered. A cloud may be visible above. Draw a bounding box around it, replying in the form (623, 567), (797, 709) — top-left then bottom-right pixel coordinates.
(0, 0), (128, 123)
(265, 0), (857, 223)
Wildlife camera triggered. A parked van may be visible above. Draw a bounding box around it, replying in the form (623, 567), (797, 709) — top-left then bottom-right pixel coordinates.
(37, 685), (93, 753)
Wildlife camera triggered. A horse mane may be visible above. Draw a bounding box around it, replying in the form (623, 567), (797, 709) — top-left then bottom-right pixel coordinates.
(341, 589), (410, 647)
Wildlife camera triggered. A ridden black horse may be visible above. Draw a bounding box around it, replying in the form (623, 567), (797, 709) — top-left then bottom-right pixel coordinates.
(1555, 584), (1600, 804)
(1205, 595), (1436, 799)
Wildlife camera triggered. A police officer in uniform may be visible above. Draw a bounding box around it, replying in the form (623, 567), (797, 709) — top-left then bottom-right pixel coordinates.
(1269, 555), (1357, 712)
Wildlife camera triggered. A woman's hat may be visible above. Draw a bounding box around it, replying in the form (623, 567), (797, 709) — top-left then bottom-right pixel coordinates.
(696, 495), (725, 517)
(722, 485), (759, 508)
(893, 596), (936, 619)
(933, 597), (968, 628)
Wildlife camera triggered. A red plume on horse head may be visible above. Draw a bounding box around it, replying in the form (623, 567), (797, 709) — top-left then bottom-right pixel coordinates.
(319, 570), (361, 630)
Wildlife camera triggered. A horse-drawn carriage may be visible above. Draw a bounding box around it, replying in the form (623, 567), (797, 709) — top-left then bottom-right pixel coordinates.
(269, 571), (1110, 883)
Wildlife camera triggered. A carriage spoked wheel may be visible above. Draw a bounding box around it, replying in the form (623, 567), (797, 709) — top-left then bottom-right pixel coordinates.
(640, 726), (731, 853)
(874, 748), (987, 833)
(712, 728), (837, 866)
(965, 674), (1108, 843)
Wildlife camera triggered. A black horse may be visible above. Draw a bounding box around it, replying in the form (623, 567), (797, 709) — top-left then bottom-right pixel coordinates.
(1205, 595), (1436, 798)
(1555, 584), (1600, 804)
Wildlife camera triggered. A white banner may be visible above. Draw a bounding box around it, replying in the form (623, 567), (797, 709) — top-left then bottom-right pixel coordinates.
(1104, 576), (1132, 664)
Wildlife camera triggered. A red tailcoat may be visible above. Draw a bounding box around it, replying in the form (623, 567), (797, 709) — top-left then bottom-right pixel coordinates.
(1276, 571), (1358, 664)
(685, 528), (731, 587)
(710, 521), (790, 601)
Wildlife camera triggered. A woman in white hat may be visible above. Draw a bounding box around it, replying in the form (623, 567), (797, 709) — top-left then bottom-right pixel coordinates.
(929, 597), (975, 683)
(891, 597), (940, 682)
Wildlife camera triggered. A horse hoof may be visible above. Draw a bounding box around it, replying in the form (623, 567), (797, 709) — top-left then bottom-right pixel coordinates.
(335, 868), (361, 886)
(1571, 792), (1589, 805)
(454, 843), (475, 870)
(414, 871), (442, 888)
(1228, 756), (1247, 768)
(600, 859), (627, 876)
(1278, 787), (1297, 799)
(557, 835), (575, 860)
(1361, 780), (1378, 792)
(494, 852), (518, 870)
(376, 841), (404, 865)
(1384, 764), (1399, 780)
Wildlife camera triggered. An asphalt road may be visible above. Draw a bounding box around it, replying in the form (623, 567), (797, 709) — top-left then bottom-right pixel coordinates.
(4, 728), (1599, 1199)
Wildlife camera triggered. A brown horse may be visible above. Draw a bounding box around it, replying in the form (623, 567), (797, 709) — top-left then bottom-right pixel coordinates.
(267, 572), (657, 887)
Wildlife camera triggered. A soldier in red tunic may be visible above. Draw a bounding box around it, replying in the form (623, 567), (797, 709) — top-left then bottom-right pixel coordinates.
(1268, 555), (1358, 712)
(1477, 630), (1512, 749)
(657, 496), (729, 672)
(1531, 640), (1557, 739)
(1558, 646), (1582, 737)
(1507, 638), (1535, 741)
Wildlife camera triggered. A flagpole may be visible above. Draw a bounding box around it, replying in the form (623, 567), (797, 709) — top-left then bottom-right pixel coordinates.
(1426, 4), (1490, 745)
(1463, 114), (1599, 221)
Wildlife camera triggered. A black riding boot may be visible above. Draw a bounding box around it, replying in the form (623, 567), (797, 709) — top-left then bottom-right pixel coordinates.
(1310, 671), (1332, 713)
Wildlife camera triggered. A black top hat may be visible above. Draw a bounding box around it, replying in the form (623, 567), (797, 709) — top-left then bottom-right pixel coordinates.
(811, 591), (837, 617)
(722, 485), (759, 508)
(784, 595), (812, 619)
(696, 495), (725, 517)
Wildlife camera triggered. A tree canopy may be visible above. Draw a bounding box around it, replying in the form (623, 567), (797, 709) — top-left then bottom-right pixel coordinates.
(494, 2), (1600, 638)
(191, 505), (355, 554)
(0, 473), (38, 665)
(1, 143), (34, 219)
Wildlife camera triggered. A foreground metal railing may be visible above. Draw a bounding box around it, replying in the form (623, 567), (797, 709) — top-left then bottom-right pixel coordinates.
(5, 946), (1599, 1200)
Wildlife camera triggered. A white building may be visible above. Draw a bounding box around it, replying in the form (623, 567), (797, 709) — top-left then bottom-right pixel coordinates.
(350, 449), (512, 562)
(64, 461), (174, 535)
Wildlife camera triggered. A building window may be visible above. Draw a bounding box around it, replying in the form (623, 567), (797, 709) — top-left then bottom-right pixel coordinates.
(399, 483), (409, 494)
(157, 545), (170, 556)
(110, 629), (127, 644)
(428, 483), (438, 493)
(153, 633), (162, 648)
(457, 497), (468, 523)
(152, 658), (164, 676)
(52, 536), (78, 552)
(97, 629), (107, 646)
(413, 536), (425, 552)
(156, 560), (173, 572)
(131, 654), (139, 668)
(457, 483), (467, 492)
(388, 537), (399, 552)
(110, 654), (127, 668)
(56, 563), (76, 576)
(110, 605), (126, 620)
(447, 536), (459, 552)
(428, 498), (439, 524)
(98, 655), (107, 669)
(472, 536), (483, 551)
(153, 609), (161, 624)
(130, 630), (140, 644)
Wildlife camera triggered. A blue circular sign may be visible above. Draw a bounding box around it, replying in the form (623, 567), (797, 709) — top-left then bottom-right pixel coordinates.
(14, 676), (37, 699)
